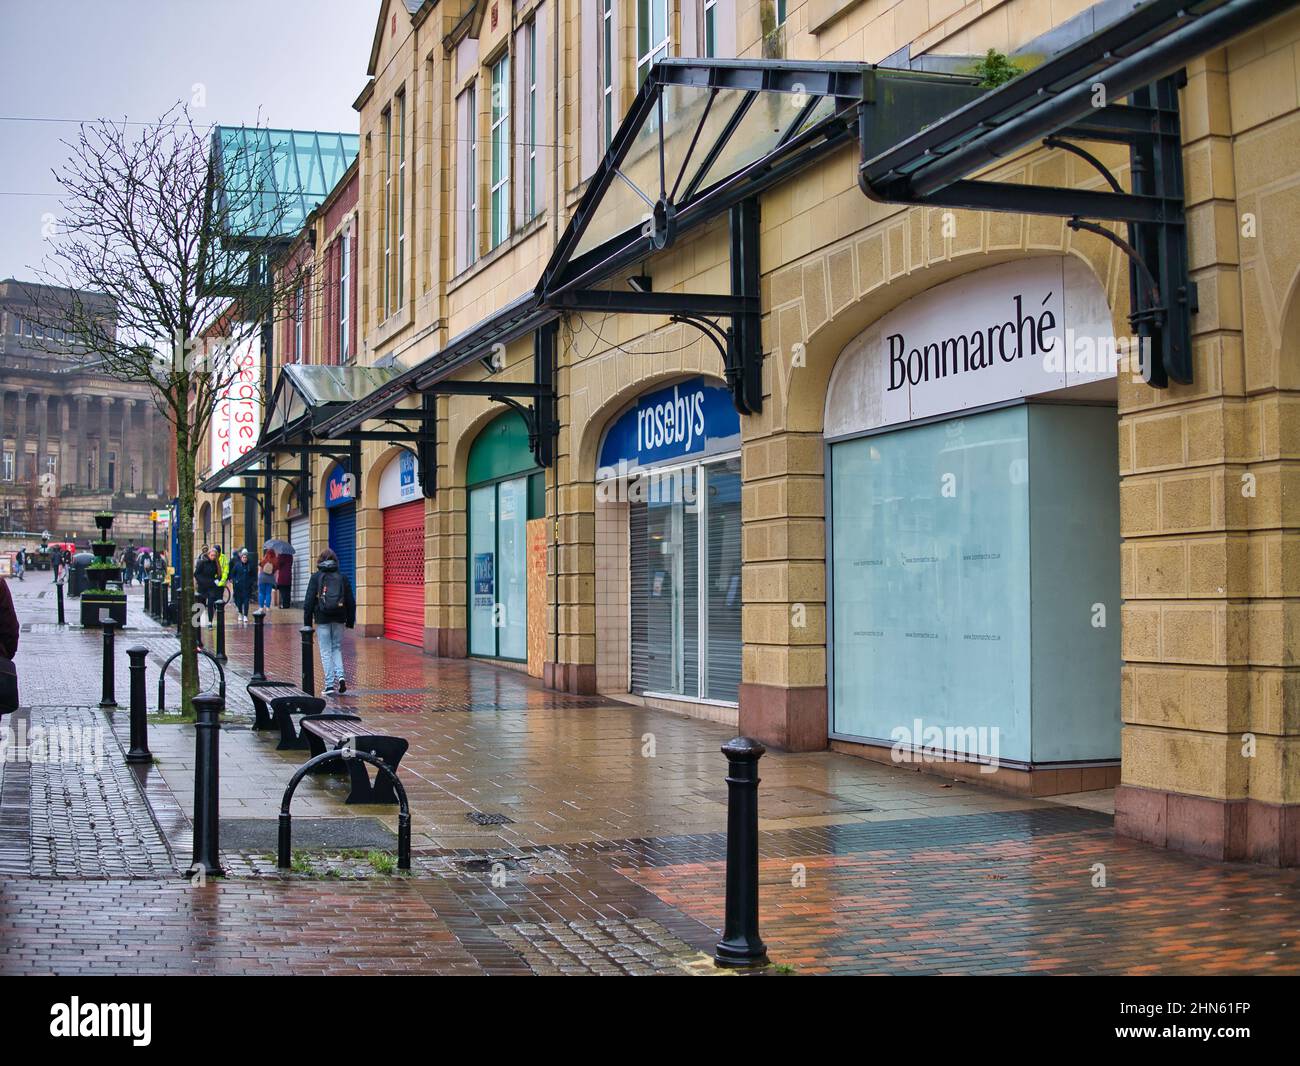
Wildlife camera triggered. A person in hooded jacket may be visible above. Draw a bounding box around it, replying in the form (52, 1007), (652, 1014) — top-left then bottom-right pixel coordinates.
(302, 548), (355, 696)
(229, 547), (255, 623)
(193, 546), (220, 627)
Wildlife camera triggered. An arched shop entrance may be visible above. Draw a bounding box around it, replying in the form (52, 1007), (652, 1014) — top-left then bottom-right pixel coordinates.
(324, 460), (357, 587)
(466, 412), (544, 663)
(378, 448), (424, 647)
(823, 257), (1122, 791)
(594, 376), (743, 714)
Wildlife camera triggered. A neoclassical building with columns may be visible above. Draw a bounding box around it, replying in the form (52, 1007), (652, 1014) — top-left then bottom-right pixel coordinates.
(0, 279), (171, 544)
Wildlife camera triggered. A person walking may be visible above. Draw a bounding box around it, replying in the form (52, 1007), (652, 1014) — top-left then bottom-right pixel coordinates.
(122, 544), (137, 586)
(275, 550), (293, 609)
(302, 548), (355, 697)
(229, 547), (255, 623)
(193, 546), (220, 628)
(13, 548), (24, 582)
(257, 549), (277, 611)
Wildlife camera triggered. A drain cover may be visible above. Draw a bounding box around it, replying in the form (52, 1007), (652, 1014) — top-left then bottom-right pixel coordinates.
(466, 811), (514, 826)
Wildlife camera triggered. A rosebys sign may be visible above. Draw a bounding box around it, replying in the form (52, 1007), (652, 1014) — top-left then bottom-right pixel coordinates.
(597, 376), (741, 474)
(825, 257), (1118, 437)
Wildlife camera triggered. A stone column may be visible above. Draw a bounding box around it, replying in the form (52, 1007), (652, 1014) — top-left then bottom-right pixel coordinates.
(35, 393), (48, 485)
(0, 390), (10, 479)
(142, 403), (154, 498)
(14, 392), (28, 484)
(123, 399), (137, 492)
(57, 397), (69, 490)
(98, 396), (111, 491)
(1114, 49), (1300, 866)
(75, 395), (88, 488)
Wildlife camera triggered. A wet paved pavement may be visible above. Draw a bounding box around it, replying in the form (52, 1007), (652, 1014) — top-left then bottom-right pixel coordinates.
(2, 578), (1299, 975)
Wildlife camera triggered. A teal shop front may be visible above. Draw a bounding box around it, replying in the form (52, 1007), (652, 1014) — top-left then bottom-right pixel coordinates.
(467, 412), (544, 661)
(823, 259), (1123, 785)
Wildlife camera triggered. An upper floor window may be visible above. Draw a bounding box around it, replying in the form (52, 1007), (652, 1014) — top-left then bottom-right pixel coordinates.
(489, 53), (511, 250)
(458, 83), (479, 270)
(525, 21), (539, 221)
(294, 282), (305, 360)
(704, 0), (717, 55)
(338, 228), (351, 362)
(381, 105), (393, 316)
(637, 0), (669, 87)
(603, 0), (615, 149)
(395, 90), (407, 309)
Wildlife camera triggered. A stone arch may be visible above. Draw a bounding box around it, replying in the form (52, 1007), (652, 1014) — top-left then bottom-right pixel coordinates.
(775, 213), (1128, 436)
(573, 369), (731, 485)
(364, 444), (414, 502)
(197, 500), (212, 542)
(447, 403), (527, 492)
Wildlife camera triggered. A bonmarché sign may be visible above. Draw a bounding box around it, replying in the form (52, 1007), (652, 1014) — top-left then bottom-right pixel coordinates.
(825, 257), (1118, 438)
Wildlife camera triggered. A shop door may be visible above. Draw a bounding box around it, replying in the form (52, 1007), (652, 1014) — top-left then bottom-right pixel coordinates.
(382, 500), (424, 646)
(328, 503), (356, 586)
(288, 516), (310, 606)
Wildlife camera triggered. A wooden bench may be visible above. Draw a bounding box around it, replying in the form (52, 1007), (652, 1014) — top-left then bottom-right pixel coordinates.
(246, 681), (333, 751)
(298, 716), (409, 805)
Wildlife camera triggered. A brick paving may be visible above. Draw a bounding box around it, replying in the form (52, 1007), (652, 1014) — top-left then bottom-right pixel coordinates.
(2, 578), (1300, 976)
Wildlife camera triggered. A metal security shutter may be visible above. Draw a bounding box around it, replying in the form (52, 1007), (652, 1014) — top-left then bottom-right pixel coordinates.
(288, 516), (310, 606)
(382, 500), (424, 647)
(629, 501), (651, 693)
(328, 503), (356, 587)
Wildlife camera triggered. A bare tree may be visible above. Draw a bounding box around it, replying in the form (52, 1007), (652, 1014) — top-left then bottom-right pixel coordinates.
(31, 104), (306, 706)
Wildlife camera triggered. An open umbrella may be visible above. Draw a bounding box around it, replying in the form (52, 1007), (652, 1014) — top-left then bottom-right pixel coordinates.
(263, 538), (294, 556)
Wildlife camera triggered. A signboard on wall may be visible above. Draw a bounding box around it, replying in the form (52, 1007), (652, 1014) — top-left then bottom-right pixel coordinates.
(473, 551), (495, 608)
(824, 257), (1116, 439)
(597, 377), (741, 474)
(324, 464), (356, 509)
(377, 449), (419, 509)
(211, 334), (261, 482)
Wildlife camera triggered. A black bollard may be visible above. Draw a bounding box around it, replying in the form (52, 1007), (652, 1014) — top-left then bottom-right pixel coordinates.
(713, 736), (769, 968)
(190, 692), (224, 879)
(125, 646), (152, 764)
(299, 625), (315, 696)
(56, 580), (65, 625)
(251, 609), (267, 683)
(99, 617), (120, 710)
(214, 597), (227, 664)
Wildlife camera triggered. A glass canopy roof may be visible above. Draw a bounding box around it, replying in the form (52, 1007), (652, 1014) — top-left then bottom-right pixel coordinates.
(538, 59), (980, 301)
(261, 363), (403, 443)
(210, 127), (359, 242)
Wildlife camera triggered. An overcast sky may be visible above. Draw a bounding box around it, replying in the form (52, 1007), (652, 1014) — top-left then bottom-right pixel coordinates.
(0, 0), (376, 280)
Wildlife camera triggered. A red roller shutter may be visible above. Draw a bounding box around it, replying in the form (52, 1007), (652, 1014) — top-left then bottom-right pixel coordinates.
(383, 500), (425, 646)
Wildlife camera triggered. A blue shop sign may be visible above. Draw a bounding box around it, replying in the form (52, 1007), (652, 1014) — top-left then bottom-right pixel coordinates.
(325, 464), (356, 509)
(399, 449), (416, 491)
(598, 377), (740, 473)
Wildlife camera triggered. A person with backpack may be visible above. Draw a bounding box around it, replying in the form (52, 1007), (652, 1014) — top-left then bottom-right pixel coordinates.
(257, 549), (278, 610)
(122, 544), (137, 586)
(302, 548), (355, 697)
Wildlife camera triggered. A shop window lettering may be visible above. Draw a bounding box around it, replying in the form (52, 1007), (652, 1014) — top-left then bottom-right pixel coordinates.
(595, 461), (699, 505)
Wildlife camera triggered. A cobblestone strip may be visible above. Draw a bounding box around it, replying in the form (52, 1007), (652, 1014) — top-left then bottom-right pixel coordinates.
(26, 705), (176, 878)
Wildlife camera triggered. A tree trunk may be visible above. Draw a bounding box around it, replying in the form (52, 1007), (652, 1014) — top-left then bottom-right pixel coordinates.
(175, 422), (199, 710)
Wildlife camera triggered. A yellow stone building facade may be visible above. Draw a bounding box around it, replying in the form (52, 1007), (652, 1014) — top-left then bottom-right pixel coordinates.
(194, 0), (1300, 865)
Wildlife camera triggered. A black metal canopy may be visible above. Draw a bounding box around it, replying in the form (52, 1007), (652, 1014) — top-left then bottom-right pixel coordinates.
(858, 0), (1294, 386)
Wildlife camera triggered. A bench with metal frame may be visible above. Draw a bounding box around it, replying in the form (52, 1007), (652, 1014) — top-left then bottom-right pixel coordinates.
(297, 715), (409, 805)
(246, 680), (338, 750)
